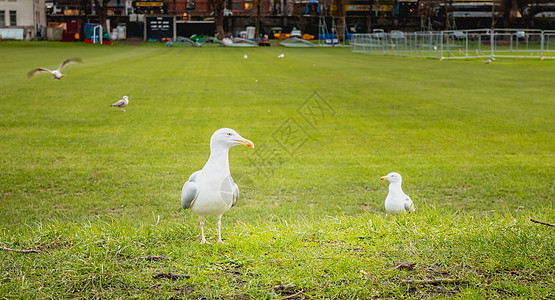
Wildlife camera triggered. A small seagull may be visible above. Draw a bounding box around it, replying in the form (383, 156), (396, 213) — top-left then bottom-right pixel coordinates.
(484, 59), (492, 64)
(28, 58), (82, 80)
(244, 54), (248, 59)
(110, 96), (129, 112)
(380, 172), (415, 214)
(278, 53), (284, 58)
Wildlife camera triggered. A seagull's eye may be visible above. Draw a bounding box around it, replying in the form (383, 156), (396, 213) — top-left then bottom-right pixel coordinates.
(226, 133), (232, 136)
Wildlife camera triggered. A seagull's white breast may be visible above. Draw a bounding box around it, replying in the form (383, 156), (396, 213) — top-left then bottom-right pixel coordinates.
(190, 171), (233, 217)
(384, 191), (407, 214)
(384, 188), (412, 215)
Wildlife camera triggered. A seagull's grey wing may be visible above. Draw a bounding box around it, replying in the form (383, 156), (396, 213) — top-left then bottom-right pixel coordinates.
(232, 180), (239, 207)
(111, 99), (125, 107)
(221, 174), (239, 206)
(404, 196), (415, 212)
(28, 68), (52, 77)
(181, 171), (200, 209)
(58, 58), (82, 71)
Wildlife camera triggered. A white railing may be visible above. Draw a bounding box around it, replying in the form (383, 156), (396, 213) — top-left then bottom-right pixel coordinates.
(351, 29), (555, 60)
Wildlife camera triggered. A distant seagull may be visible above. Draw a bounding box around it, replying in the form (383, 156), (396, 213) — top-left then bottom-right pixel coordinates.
(181, 128), (254, 244)
(278, 53), (284, 58)
(380, 172), (415, 214)
(484, 59), (492, 64)
(110, 96), (129, 112)
(28, 58), (82, 80)
(244, 54), (248, 59)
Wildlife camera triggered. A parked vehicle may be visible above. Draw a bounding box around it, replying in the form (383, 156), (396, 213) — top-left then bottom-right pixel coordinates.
(512, 31), (526, 40)
(371, 29), (384, 39)
(453, 31), (466, 40)
(390, 30), (405, 40)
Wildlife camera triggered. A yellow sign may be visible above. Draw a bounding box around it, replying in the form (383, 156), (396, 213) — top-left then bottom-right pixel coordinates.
(136, 2), (164, 7)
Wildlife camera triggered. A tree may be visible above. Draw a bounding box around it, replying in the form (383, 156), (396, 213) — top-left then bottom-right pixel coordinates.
(254, 0), (262, 38)
(331, 0), (345, 43)
(251, 0), (271, 37)
(490, 0), (501, 30)
(209, 0), (226, 39)
(93, 0), (110, 31)
(503, 0), (520, 26)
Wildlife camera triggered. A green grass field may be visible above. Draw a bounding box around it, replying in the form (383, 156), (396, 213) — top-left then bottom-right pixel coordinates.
(1, 42), (554, 299)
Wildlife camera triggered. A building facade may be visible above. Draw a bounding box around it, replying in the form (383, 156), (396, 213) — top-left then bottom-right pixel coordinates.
(167, 0), (277, 17)
(0, 0), (46, 39)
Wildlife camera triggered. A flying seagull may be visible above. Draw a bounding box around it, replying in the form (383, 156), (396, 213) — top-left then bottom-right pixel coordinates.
(28, 58), (82, 80)
(380, 172), (415, 214)
(110, 96), (129, 112)
(181, 128), (254, 244)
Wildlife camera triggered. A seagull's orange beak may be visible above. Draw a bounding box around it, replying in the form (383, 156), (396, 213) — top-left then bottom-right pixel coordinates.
(236, 139), (255, 148)
(380, 176), (388, 181)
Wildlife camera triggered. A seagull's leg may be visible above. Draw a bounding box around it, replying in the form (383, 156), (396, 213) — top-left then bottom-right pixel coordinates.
(217, 214), (224, 244)
(199, 216), (207, 244)
(121, 108), (126, 112)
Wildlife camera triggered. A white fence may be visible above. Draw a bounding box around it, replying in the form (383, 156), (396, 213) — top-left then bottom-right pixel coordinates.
(351, 29), (555, 60)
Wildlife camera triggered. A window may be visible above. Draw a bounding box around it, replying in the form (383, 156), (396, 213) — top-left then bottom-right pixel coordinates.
(9, 10), (16, 26)
(0, 11), (5, 26)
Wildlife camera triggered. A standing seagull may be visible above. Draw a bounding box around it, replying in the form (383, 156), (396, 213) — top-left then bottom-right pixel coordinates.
(277, 53), (285, 58)
(110, 96), (129, 112)
(28, 58), (82, 80)
(244, 54), (248, 59)
(181, 128), (254, 244)
(380, 172), (415, 214)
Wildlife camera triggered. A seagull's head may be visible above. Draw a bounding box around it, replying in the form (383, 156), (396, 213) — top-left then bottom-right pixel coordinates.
(211, 128), (254, 149)
(380, 172), (402, 183)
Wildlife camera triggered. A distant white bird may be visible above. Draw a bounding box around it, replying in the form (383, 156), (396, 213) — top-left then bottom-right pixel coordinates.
(278, 53), (285, 58)
(28, 58), (82, 80)
(380, 172), (415, 214)
(181, 128), (254, 244)
(110, 96), (129, 112)
(484, 59), (492, 64)
(244, 54), (248, 59)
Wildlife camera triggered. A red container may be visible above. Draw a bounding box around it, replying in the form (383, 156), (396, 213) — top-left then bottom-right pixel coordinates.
(67, 19), (81, 34)
(62, 32), (75, 42)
